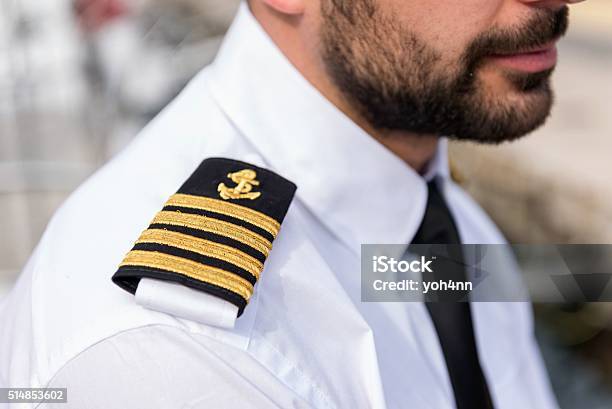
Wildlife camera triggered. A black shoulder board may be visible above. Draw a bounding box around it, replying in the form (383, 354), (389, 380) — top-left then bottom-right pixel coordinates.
(112, 158), (297, 317)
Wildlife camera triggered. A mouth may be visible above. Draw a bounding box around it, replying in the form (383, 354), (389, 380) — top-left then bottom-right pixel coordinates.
(488, 41), (559, 73)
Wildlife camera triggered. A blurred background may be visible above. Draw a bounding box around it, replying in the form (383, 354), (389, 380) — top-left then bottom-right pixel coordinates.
(0, 0), (610, 406)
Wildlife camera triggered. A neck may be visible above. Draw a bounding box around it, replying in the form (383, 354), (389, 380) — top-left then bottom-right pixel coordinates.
(249, 2), (439, 173)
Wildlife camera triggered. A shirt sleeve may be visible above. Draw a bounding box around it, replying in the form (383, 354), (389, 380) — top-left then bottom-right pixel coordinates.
(43, 325), (309, 409)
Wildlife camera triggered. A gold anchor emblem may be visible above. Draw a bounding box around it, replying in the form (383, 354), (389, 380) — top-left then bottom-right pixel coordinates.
(218, 169), (262, 200)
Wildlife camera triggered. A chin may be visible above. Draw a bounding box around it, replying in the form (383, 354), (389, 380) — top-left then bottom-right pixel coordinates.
(451, 86), (554, 144)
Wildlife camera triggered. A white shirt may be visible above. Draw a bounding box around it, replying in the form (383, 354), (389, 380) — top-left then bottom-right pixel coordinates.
(0, 3), (558, 409)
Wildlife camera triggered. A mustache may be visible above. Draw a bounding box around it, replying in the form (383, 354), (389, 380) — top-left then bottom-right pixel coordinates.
(465, 6), (569, 66)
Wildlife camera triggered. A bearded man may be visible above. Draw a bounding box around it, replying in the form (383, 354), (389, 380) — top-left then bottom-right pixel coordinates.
(0, 1), (585, 408)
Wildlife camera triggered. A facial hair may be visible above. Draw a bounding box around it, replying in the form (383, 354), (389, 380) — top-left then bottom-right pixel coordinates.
(320, 1), (569, 143)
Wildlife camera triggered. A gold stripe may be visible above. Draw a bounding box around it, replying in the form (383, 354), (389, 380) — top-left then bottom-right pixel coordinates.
(136, 229), (263, 279)
(151, 211), (272, 257)
(166, 194), (281, 237)
(120, 250), (253, 301)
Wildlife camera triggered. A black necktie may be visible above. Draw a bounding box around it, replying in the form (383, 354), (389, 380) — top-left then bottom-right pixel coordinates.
(412, 181), (494, 409)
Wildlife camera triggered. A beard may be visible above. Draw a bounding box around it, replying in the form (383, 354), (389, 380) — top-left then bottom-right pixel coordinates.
(320, 1), (569, 143)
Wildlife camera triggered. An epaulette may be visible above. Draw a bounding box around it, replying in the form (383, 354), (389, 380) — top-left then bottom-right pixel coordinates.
(112, 158), (297, 318)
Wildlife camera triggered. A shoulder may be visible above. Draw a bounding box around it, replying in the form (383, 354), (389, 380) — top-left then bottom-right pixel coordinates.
(0, 68), (271, 388)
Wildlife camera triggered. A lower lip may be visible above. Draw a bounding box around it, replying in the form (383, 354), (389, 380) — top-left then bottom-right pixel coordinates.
(489, 45), (558, 73)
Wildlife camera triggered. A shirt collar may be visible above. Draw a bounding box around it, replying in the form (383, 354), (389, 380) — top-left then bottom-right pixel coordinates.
(206, 3), (451, 255)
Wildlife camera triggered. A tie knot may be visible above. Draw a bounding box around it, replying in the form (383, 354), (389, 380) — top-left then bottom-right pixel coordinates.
(413, 181), (461, 245)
